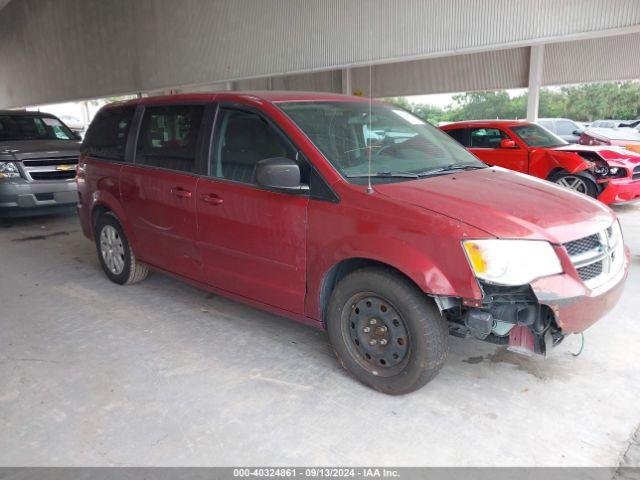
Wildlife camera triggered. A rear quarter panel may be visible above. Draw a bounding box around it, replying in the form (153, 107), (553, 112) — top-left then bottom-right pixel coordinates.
(77, 155), (130, 243)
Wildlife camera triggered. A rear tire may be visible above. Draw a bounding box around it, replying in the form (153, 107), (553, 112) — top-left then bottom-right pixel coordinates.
(95, 213), (148, 285)
(551, 171), (598, 198)
(327, 267), (448, 395)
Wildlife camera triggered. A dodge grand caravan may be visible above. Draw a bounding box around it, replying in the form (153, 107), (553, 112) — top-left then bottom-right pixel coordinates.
(77, 92), (629, 394)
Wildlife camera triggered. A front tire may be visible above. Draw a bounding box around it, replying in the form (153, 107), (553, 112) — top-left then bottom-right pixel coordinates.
(327, 267), (448, 395)
(95, 213), (148, 285)
(551, 171), (598, 198)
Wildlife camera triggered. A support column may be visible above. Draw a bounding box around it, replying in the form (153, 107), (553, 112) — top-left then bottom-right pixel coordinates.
(80, 101), (90, 126)
(341, 68), (352, 95)
(224, 81), (235, 91)
(526, 45), (544, 122)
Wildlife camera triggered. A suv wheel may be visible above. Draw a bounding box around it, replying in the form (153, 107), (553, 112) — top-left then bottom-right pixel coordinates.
(551, 171), (598, 198)
(327, 267), (448, 395)
(95, 213), (148, 285)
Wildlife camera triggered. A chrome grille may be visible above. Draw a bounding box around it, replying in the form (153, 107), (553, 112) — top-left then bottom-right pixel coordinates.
(563, 224), (624, 289)
(576, 261), (603, 281)
(20, 156), (78, 181)
(565, 234), (599, 257)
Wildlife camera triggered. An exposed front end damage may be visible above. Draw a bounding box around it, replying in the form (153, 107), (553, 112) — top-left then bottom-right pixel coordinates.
(441, 283), (563, 356)
(440, 225), (630, 357)
(547, 146), (640, 205)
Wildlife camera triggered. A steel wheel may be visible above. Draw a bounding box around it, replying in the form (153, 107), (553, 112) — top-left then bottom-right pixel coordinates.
(99, 224), (125, 275)
(343, 293), (410, 376)
(556, 175), (588, 193)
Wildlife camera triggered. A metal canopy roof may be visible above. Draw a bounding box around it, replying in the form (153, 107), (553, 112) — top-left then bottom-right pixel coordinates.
(0, 0), (639, 108)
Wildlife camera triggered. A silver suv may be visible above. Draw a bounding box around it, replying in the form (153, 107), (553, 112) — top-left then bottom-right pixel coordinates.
(0, 111), (80, 219)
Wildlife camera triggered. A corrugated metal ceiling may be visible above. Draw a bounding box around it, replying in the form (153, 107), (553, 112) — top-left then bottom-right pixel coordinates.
(1, 0), (639, 107)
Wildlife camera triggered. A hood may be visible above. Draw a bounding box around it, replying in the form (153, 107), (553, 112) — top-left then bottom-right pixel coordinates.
(553, 144), (640, 167)
(374, 168), (615, 244)
(0, 140), (80, 160)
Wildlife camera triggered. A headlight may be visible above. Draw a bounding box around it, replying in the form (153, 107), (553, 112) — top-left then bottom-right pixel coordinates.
(593, 161), (609, 176)
(0, 162), (20, 178)
(593, 160), (626, 178)
(463, 239), (563, 286)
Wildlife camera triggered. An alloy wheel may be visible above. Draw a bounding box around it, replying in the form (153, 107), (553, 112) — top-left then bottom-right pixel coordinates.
(100, 225), (125, 275)
(556, 175), (588, 193)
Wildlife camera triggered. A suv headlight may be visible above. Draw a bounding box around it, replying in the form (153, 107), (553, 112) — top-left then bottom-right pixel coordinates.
(0, 162), (20, 178)
(463, 239), (563, 286)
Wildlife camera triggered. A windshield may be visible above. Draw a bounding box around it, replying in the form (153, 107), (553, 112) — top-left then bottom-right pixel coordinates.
(0, 115), (75, 141)
(278, 101), (485, 183)
(511, 124), (567, 147)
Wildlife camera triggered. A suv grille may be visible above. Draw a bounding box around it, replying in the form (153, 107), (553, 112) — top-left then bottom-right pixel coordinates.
(563, 225), (624, 289)
(633, 166), (640, 180)
(29, 171), (76, 180)
(21, 156), (78, 181)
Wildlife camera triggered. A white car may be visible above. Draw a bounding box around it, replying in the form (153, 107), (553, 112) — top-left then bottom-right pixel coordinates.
(58, 115), (86, 137)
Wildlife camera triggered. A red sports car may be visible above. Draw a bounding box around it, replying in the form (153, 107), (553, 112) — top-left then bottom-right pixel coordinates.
(441, 120), (640, 205)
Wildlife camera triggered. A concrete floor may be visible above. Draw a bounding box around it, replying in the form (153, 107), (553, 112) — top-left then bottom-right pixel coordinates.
(1, 206), (639, 467)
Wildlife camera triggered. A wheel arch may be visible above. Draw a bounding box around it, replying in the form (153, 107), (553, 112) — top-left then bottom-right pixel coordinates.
(91, 204), (111, 230)
(89, 194), (135, 246)
(319, 257), (429, 327)
(546, 167), (566, 180)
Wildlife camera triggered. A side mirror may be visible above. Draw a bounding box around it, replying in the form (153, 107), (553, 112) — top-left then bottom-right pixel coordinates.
(500, 139), (517, 149)
(255, 157), (308, 192)
(73, 132), (83, 141)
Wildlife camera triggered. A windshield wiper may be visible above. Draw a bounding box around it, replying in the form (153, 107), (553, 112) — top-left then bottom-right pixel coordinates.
(417, 163), (486, 177)
(346, 170), (419, 179)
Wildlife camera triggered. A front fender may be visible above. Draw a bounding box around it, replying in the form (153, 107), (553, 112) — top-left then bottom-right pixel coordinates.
(306, 233), (481, 321)
(529, 149), (592, 178)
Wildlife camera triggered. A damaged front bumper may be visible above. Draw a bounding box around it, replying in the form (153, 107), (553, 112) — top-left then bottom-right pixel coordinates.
(597, 177), (640, 205)
(445, 246), (629, 356)
(530, 254), (628, 335)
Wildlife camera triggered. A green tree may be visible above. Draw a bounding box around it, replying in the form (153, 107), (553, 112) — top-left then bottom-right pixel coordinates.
(388, 81), (640, 123)
(382, 97), (446, 124)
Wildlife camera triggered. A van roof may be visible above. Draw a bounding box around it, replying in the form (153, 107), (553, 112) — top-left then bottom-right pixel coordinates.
(109, 91), (375, 109)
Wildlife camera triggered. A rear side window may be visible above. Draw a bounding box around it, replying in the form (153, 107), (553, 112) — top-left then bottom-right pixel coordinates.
(538, 120), (553, 131)
(469, 128), (509, 148)
(557, 120), (578, 135)
(83, 107), (134, 161)
(444, 128), (470, 147)
(135, 105), (205, 173)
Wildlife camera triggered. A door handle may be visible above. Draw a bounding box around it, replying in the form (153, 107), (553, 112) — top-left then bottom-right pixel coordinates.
(199, 193), (224, 205)
(171, 187), (192, 199)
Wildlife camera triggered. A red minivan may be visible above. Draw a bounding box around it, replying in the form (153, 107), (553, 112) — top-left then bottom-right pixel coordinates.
(77, 92), (629, 394)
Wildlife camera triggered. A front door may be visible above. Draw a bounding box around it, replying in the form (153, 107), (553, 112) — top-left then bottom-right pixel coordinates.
(196, 107), (309, 314)
(120, 104), (206, 281)
(468, 127), (529, 173)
